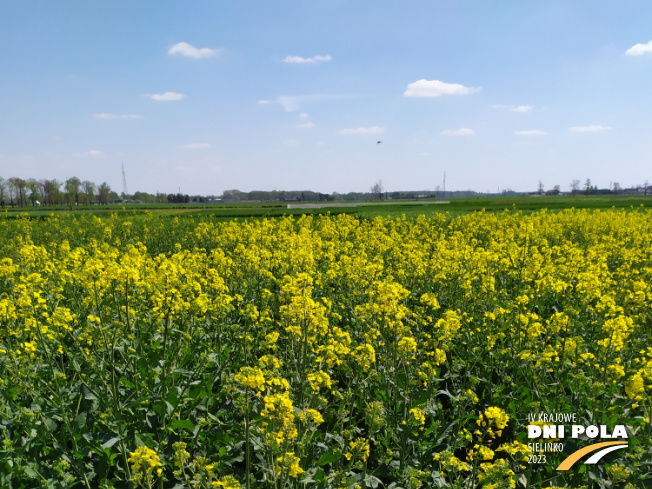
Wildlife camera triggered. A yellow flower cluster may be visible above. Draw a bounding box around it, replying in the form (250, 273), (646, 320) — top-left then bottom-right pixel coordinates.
(128, 446), (162, 485)
(345, 437), (370, 462)
(477, 407), (509, 439)
(477, 459), (516, 489)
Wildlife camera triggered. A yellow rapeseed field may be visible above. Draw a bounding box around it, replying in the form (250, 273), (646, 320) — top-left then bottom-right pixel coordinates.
(0, 208), (650, 488)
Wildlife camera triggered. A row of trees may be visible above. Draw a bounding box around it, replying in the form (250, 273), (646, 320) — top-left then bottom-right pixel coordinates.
(0, 177), (115, 207)
(535, 179), (650, 196)
(0, 176), (200, 207)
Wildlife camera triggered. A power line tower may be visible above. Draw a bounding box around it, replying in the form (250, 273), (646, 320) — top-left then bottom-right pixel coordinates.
(122, 164), (128, 198)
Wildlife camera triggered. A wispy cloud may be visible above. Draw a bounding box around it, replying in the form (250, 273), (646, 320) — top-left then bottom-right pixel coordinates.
(340, 126), (386, 135)
(442, 128), (475, 136)
(93, 113), (142, 120)
(492, 104), (534, 113)
(404, 79), (481, 97)
(283, 55), (332, 64)
(625, 40), (652, 56)
(75, 150), (106, 158)
(298, 122), (315, 128)
(283, 139), (299, 146)
(146, 92), (186, 101)
(274, 94), (344, 112)
(569, 125), (612, 133)
(168, 42), (222, 59)
(182, 143), (212, 149)
(277, 96), (300, 112)
(514, 130), (549, 136)
(258, 100), (272, 104)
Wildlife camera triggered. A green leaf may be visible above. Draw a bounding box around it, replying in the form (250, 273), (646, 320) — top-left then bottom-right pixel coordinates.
(169, 420), (195, 432)
(102, 437), (121, 449)
(414, 388), (434, 406)
(518, 473), (527, 488)
(168, 387), (180, 408)
(74, 412), (87, 432)
(365, 474), (382, 488)
(43, 417), (57, 431)
(83, 386), (98, 400)
(316, 449), (341, 466)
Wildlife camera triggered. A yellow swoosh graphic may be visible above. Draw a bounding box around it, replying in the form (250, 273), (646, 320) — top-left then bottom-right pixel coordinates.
(557, 441), (628, 471)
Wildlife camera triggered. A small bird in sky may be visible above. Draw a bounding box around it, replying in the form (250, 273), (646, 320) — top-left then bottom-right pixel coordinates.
(377, 140), (382, 144)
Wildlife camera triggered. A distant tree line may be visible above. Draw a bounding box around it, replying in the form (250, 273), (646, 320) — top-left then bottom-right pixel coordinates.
(218, 187), (498, 203)
(563, 179), (650, 196)
(0, 176), (177, 207)
(3, 174), (649, 208)
(0, 176), (119, 207)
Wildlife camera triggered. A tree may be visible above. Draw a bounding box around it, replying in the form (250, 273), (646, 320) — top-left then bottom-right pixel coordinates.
(222, 189), (243, 203)
(82, 180), (96, 204)
(370, 179), (384, 201)
(27, 179), (41, 205)
(42, 179), (62, 205)
(613, 182), (622, 194)
(65, 176), (82, 206)
(553, 185), (561, 195)
(98, 182), (111, 204)
(537, 180), (544, 195)
(645, 180), (650, 196)
(0, 177), (6, 206)
(8, 177), (29, 207)
(584, 178), (592, 195)
(570, 180), (580, 195)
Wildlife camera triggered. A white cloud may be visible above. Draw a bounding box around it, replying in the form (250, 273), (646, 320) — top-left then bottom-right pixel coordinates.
(625, 40), (652, 56)
(492, 104), (534, 113)
(514, 130), (549, 136)
(339, 126), (386, 135)
(168, 42), (222, 59)
(442, 128), (475, 136)
(182, 143), (212, 149)
(283, 55), (332, 64)
(404, 79), (480, 97)
(146, 92), (186, 101)
(258, 100), (271, 104)
(93, 113), (142, 120)
(299, 113), (309, 118)
(283, 139), (299, 146)
(569, 125), (612, 133)
(298, 122), (315, 128)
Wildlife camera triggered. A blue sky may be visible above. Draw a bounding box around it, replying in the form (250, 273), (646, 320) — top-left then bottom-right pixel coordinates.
(1, 1), (651, 195)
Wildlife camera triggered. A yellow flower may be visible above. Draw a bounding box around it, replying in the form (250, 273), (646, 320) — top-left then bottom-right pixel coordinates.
(409, 407), (426, 426)
(346, 438), (370, 463)
(276, 452), (304, 478)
